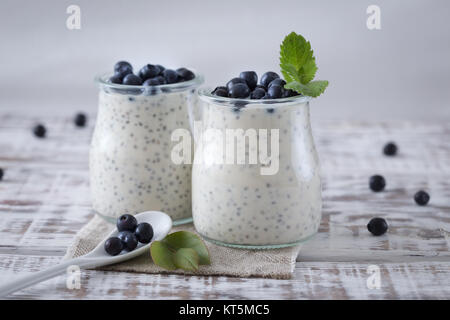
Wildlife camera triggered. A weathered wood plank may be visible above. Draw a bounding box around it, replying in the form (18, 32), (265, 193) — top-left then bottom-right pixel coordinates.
(1, 112), (449, 299)
(0, 254), (448, 299)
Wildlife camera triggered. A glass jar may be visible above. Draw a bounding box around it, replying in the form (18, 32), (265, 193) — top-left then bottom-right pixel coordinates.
(192, 89), (322, 248)
(90, 72), (203, 224)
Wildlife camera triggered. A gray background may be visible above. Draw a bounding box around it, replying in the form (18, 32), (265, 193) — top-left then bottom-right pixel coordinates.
(0, 0), (449, 120)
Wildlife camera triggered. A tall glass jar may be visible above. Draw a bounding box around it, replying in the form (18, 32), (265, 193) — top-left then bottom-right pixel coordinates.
(192, 89), (322, 248)
(91, 72), (203, 224)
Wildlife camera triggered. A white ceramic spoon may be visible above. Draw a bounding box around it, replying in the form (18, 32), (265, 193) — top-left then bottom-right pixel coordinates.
(0, 211), (172, 297)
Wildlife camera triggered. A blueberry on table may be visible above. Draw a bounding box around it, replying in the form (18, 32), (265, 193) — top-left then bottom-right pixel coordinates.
(268, 78), (286, 88)
(239, 71), (258, 90)
(229, 83), (250, 98)
(369, 175), (386, 192)
(109, 74), (123, 84)
(414, 190), (430, 206)
(33, 124), (46, 138)
(267, 85), (284, 99)
(226, 77), (247, 91)
(118, 231), (138, 251)
(122, 74), (143, 86)
(250, 87), (266, 99)
(138, 64), (161, 81)
(383, 142), (398, 156)
(74, 113), (87, 127)
(135, 222), (154, 244)
(114, 61), (133, 75)
(367, 217), (388, 236)
(117, 214), (138, 232)
(104, 237), (124, 256)
(143, 76), (166, 86)
(260, 72), (280, 88)
(163, 69), (179, 84)
(176, 68), (195, 81)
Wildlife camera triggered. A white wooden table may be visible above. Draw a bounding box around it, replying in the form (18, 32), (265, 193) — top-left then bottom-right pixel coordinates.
(0, 110), (449, 299)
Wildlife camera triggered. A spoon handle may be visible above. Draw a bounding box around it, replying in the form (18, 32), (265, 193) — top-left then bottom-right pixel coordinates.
(0, 257), (95, 297)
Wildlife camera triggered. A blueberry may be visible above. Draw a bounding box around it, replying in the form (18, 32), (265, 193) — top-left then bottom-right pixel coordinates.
(266, 108), (275, 113)
(229, 83), (250, 98)
(143, 76), (166, 86)
(135, 223), (154, 244)
(260, 72), (280, 88)
(0, 168), (3, 181)
(283, 89), (297, 98)
(163, 69), (179, 84)
(268, 78), (286, 88)
(117, 231), (138, 251)
(250, 87), (266, 99)
(114, 61), (133, 75)
(239, 71), (258, 90)
(212, 86), (228, 97)
(104, 237), (124, 256)
(369, 175), (386, 192)
(414, 190), (430, 206)
(122, 74), (143, 86)
(138, 64), (161, 81)
(177, 68), (195, 81)
(383, 142), (398, 156)
(33, 124), (46, 138)
(116, 214), (138, 232)
(155, 65), (165, 74)
(74, 113), (87, 127)
(367, 217), (388, 236)
(256, 84), (267, 90)
(215, 89), (228, 97)
(267, 85), (284, 99)
(109, 74), (123, 84)
(226, 77), (247, 91)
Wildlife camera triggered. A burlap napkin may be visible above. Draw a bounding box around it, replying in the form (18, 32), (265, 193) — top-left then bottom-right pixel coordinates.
(64, 215), (300, 279)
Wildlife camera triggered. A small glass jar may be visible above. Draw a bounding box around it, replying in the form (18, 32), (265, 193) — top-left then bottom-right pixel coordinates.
(192, 89), (322, 248)
(90, 72), (203, 224)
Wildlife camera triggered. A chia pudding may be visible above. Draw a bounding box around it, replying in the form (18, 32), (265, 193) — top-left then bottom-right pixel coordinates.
(91, 67), (203, 224)
(192, 89), (322, 248)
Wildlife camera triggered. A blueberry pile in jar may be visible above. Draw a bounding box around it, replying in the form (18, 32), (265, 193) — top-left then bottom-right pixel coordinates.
(104, 214), (154, 256)
(211, 71), (301, 99)
(109, 61), (195, 86)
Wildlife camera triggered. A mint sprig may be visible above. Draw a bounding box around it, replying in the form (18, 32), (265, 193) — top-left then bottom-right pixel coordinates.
(280, 32), (328, 97)
(150, 231), (211, 272)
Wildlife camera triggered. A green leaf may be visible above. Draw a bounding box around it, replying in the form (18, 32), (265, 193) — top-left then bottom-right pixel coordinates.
(285, 80), (329, 98)
(280, 32), (316, 84)
(150, 241), (177, 270)
(162, 231), (211, 265)
(173, 248), (199, 271)
(279, 32), (328, 97)
(149, 231), (211, 272)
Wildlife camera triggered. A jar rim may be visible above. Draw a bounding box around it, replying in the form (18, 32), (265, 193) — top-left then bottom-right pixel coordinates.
(198, 87), (312, 107)
(95, 69), (204, 94)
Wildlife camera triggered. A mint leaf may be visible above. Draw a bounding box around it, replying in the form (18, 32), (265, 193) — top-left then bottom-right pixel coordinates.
(163, 231), (211, 265)
(279, 32), (328, 97)
(150, 241), (177, 270)
(285, 80), (329, 98)
(173, 248), (199, 271)
(149, 231), (211, 272)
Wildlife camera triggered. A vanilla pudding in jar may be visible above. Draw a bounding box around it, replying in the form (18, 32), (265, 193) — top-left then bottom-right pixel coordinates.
(192, 83), (322, 248)
(91, 63), (203, 224)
